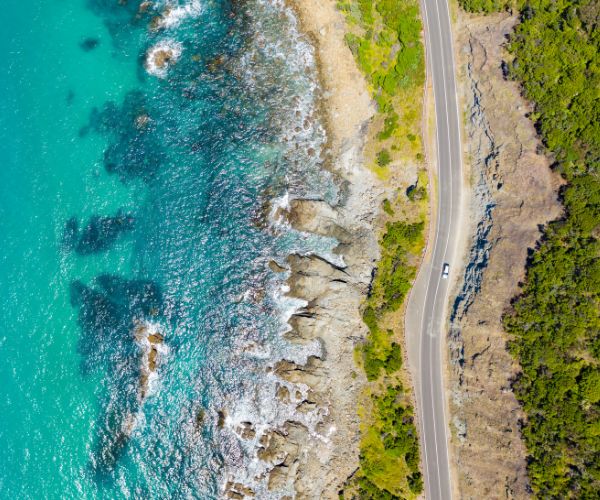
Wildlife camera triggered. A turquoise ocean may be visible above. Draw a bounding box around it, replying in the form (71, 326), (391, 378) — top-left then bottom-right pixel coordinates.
(0, 0), (338, 497)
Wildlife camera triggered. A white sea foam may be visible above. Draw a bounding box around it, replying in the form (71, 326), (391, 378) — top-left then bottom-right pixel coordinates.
(153, 0), (203, 29)
(145, 39), (182, 78)
(213, 0), (340, 495)
(222, 369), (330, 498)
(133, 320), (168, 398)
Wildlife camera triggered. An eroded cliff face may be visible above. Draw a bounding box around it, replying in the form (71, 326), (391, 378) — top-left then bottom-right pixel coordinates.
(449, 12), (562, 499)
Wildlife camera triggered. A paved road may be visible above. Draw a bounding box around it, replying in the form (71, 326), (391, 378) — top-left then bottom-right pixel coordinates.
(405, 0), (463, 499)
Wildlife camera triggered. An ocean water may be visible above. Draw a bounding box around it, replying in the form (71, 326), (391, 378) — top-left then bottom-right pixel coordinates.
(0, 0), (337, 497)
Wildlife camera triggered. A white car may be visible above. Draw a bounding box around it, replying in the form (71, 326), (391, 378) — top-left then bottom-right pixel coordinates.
(442, 263), (450, 279)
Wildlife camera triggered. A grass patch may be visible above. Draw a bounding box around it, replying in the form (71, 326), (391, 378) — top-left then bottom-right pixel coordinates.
(338, 0), (425, 169)
(382, 198), (394, 215)
(376, 149), (392, 167)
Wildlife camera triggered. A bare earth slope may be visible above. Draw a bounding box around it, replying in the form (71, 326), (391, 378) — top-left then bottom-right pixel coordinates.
(449, 12), (562, 499)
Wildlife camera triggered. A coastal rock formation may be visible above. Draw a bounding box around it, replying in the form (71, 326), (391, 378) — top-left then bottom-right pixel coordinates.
(267, 194), (381, 497)
(145, 40), (182, 78)
(449, 12), (562, 498)
(220, 0), (386, 496)
(148, 1), (202, 31)
(133, 320), (166, 401)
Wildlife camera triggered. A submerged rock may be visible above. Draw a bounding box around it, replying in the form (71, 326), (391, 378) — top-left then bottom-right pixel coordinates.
(80, 37), (100, 52)
(63, 210), (134, 255)
(148, 1), (202, 31)
(134, 113), (151, 129)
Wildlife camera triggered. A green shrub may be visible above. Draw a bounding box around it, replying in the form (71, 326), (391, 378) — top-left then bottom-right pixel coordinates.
(407, 184), (426, 202)
(377, 112), (399, 140)
(363, 305), (379, 334)
(407, 472), (423, 493)
(384, 343), (403, 373)
(459, 0), (510, 12)
(376, 149), (392, 167)
(383, 198), (395, 215)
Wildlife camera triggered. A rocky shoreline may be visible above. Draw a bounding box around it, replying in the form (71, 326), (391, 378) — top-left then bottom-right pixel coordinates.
(233, 0), (386, 496)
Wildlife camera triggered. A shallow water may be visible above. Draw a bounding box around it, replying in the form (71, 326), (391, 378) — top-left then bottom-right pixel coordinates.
(0, 0), (335, 497)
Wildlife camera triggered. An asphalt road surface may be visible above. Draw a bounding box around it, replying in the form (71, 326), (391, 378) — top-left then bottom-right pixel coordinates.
(405, 0), (463, 498)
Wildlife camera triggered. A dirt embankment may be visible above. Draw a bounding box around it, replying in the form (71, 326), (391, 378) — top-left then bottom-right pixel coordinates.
(449, 12), (562, 499)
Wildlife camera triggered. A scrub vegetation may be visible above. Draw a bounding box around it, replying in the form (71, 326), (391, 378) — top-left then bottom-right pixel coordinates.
(349, 211), (427, 499)
(461, 0), (600, 496)
(458, 0), (511, 13)
(337, 0), (425, 164)
(336, 0), (428, 497)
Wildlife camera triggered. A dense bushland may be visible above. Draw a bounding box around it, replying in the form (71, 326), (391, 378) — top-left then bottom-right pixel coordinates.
(347, 217), (425, 499)
(362, 220), (425, 382)
(459, 0), (511, 12)
(462, 0), (600, 496)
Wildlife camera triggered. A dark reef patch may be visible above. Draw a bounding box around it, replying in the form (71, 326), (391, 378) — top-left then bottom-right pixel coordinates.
(80, 37), (100, 52)
(83, 91), (166, 182)
(70, 275), (164, 375)
(63, 211), (134, 255)
(70, 275), (166, 474)
(86, 0), (153, 50)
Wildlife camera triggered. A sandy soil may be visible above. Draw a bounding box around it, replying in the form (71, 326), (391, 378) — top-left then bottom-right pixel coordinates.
(448, 11), (563, 499)
(289, 0), (373, 154)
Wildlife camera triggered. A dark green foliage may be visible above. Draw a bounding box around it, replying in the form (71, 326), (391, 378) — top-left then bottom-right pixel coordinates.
(504, 218), (600, 496)
(352, 218), (426, 495)
(363, 305), (379, 334)
(356, 386), (423, 496)
(377, 149), (392, 166)
(361, 307), (405, 380)
(363, 338), (404, 381)
(508, 1), (600, 173)
(407, 184), (426, 202)
(500, 0), (600, 496)
(459, 0), (510, 12)
(374, 221), (424, 312)
(357, 476), (400, 499)
(384, 343), (403, 374)
(407, 472), (423, 494)
(359, 218), (424, 398)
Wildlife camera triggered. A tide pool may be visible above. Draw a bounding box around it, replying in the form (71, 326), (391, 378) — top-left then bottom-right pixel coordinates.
(0, 0), (334, 497)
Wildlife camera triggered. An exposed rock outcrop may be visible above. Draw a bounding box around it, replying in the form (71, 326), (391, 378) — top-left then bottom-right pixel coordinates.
(133, 320), (166, 401)
(220, 0), (385, 495)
